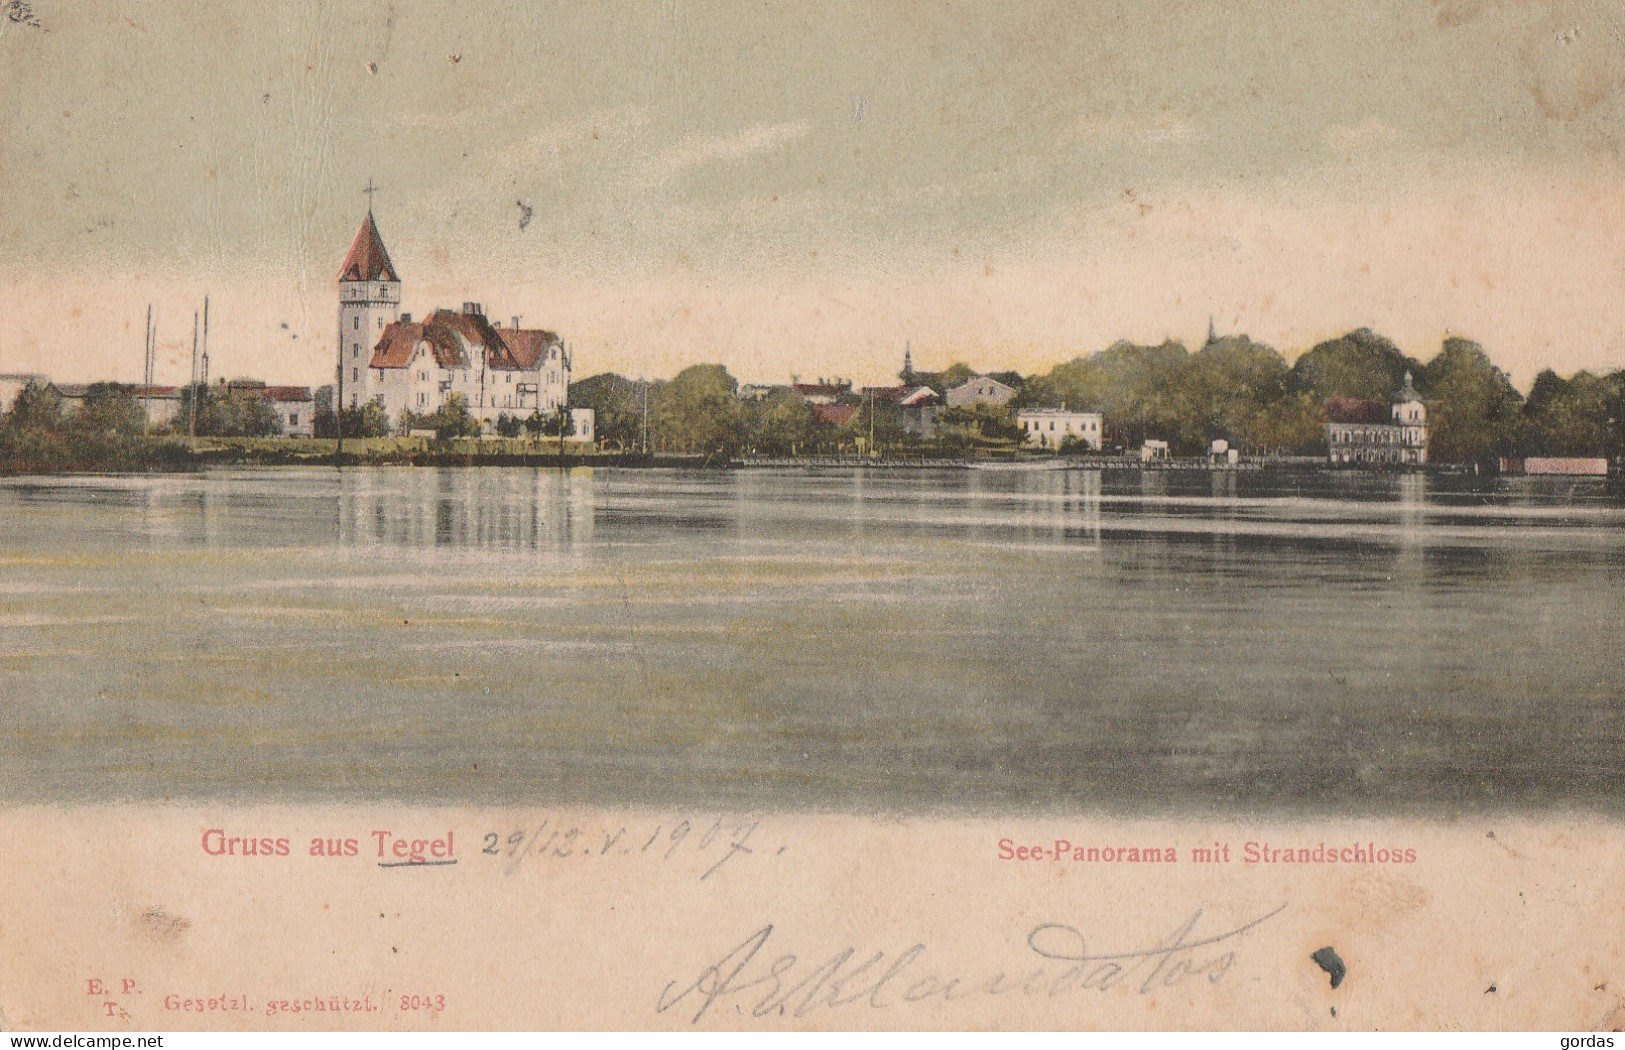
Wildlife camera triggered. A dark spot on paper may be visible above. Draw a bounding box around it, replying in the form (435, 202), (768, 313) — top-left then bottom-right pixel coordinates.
(1311, 946), (1346, 989)
(1485, 983), (1497, 993)
(4, 0), (41, 29)
(516, 200), (533, 231)
(137, 905), (192, 942)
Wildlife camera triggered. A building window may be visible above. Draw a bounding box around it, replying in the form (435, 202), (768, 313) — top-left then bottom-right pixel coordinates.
(352, 368), (359, 382)
(352, 343), (360, 358)
(352, 316), (359, 330)
(289, 413), (299, 426)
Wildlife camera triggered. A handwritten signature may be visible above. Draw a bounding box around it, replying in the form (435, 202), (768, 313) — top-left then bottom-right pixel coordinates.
(657, 904), (1285, 1024)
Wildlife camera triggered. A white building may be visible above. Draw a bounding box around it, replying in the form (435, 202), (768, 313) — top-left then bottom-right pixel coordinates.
(259, 385), (315, 437)
(945, 374), (1018, 408)
(1017, 408), (1102, 450)
(338, 212), (573, 430)
(1326, 372), (1428, 466)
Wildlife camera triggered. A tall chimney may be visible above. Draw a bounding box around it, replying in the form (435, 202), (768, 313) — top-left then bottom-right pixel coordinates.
(512, 316), (521, 331)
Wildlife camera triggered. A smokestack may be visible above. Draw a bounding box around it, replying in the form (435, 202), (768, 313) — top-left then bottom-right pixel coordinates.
(512, 316), (521, 331)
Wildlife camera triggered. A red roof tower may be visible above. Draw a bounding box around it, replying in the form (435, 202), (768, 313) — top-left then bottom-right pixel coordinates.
(338, 211), (398, 283)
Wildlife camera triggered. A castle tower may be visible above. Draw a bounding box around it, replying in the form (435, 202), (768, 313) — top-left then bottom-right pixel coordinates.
(1391, 370), (1428, 465)
(337, 210), (400, 409)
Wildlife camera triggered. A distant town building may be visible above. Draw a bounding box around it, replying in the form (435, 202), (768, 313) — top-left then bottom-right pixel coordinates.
(861, 384), (943, 437)
(791, 379), (853, 405)
(131, 385), (183, 428)
(896, 386), (942, 437)
(49, 383), (92, 414)
(0, 374), (46, 416)
(339, 210), (576, 431)
(944, 375), (1017, 408)
(1141, 439), (1170, 461)
(1499, 456), (1608, 476)
(1017, 407), (1102, 450)
(1326, 372), (1428, 466)
(224, 381), (314, 437)
(569, 409), (597, 443)
(811, 403), (860, 427)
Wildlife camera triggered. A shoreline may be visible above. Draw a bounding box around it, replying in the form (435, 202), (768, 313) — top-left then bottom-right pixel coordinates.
(0, 435), (1619, 481)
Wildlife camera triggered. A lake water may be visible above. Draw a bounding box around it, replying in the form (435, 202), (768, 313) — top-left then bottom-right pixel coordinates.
(1, 465), (1621, 814)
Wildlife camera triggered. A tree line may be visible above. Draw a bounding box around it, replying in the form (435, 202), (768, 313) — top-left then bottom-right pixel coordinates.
(569, 329), (1625, 464)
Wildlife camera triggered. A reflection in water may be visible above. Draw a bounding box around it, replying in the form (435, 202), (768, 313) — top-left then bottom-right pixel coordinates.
(0, 465), (1621, 812)
(339, 468), (596, 551)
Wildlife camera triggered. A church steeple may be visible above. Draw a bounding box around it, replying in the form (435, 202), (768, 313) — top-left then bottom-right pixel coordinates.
(900, 342), (915, 385)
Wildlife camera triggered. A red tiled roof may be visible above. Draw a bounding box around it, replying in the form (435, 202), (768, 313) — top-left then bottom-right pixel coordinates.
(369, 310), (561, 372)
(338, 212), (399, 283)
(1325, 397), (1389, 425)
(130, 385), (181, 398)
(370, 321), (431, 369)
(497, 327), (562, 370)
(811, 403), (860, 426)
(261, 386), (313, 403)
(52, 383), (91, 398)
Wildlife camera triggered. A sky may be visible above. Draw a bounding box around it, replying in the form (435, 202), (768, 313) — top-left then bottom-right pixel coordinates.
(5, 0), (1625, 389)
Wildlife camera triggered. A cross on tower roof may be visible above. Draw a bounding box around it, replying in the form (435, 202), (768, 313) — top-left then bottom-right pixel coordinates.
(363, 177), (379, 213)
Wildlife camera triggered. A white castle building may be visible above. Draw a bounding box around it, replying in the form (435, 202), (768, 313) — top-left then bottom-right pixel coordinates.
(337, 211), (584, 434)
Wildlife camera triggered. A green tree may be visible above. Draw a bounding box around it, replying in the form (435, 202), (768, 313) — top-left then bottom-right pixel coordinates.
(313, 386), (338, 438)
(848, 400), (907, 453)
(1290, 329), (1421, 402)
(649, 364), (741, 454)
(3, 381), (63, 432)
(69, 383), (147, 438)
(937, 403), (1019, 447)
(401, 392), (480, 440)
(1037, 339), (1188, 449)
(1417, 337), (1522, 464)
(751, 393), (817, 455)
(1520, 369), (1622, 457)
(1171, 335), (1292, 453)
(494, 413), (523, 438)
(570, 373), (654, 451)
(1240, 390), (1326, 455)
(339, 402), (392, 438)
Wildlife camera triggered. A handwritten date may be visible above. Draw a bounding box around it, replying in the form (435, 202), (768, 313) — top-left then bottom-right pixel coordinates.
(480, 816), (774, 880)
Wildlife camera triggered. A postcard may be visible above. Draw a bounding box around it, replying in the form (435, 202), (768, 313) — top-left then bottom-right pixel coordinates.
(1, 0), (1621, 1033)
